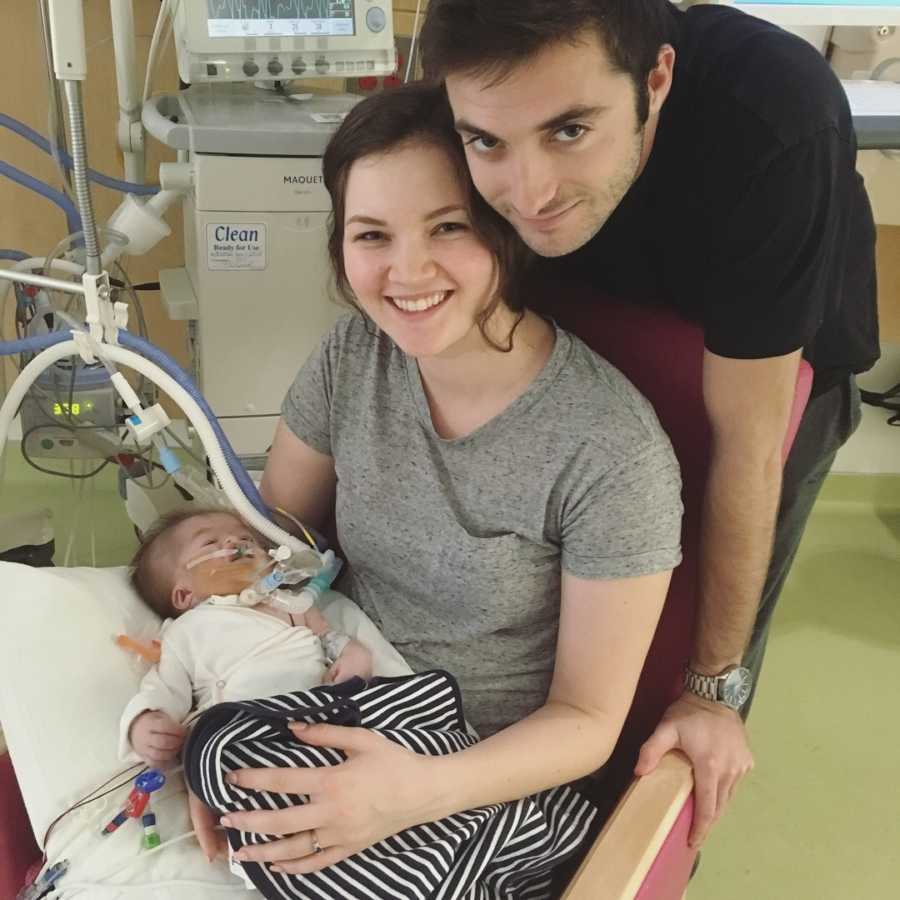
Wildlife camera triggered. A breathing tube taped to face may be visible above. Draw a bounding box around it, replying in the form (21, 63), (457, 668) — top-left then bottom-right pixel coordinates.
(0, 330), (325, 567)
(187, 544), (333, 612)
(246, 548), (342, 612)
(185, 545), (252, 571)
(186, 546), (278, 608)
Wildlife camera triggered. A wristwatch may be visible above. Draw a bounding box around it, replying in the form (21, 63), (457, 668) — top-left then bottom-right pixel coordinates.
(683, 664), (753, 711)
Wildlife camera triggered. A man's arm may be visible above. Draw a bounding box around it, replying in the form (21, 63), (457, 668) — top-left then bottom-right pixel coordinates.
(695, 347), (801, 671)
(636, 347), (802, 847)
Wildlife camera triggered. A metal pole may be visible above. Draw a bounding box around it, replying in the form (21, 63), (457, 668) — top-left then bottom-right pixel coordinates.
(62, 80), (102, 275)
(0, 268), (86, 296)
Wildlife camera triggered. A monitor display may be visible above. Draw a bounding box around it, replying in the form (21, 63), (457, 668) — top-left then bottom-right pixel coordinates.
(206, 1), (356, 38)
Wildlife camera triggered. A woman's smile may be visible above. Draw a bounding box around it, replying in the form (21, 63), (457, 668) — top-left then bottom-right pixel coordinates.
(387, 290), (454, 315)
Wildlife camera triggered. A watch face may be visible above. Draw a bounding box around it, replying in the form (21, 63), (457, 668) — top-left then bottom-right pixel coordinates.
(722, 667), (753, 710)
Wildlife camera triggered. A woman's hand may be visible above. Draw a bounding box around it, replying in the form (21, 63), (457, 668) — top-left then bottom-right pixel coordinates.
(220, 722), (437, 874)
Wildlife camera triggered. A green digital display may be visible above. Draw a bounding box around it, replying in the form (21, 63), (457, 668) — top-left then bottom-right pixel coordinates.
(52, 401), (94, 417)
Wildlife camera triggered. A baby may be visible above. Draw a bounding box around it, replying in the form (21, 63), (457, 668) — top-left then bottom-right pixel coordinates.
(120, 508), (372, 765)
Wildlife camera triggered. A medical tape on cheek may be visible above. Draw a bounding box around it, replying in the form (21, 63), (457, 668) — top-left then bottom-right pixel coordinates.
(185, 550), (271, 592)
(192, 552), (281, 605)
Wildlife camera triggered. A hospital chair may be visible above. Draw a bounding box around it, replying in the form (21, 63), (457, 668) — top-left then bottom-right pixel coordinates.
(0, 293), (812, 900)
(552, 290), (813, 900)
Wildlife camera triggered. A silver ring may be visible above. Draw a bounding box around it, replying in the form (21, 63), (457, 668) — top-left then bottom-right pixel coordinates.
(311, 829), (323, 854)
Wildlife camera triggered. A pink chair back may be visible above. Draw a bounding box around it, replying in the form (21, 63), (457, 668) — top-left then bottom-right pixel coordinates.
(551, 290), (812, 822)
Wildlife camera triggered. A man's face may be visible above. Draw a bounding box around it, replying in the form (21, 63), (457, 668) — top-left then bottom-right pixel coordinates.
(446, 31), (661, 257)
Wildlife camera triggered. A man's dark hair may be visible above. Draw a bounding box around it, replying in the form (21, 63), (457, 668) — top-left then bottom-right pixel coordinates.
(420, 0), (676, 124)
(322, 81), (533, 351)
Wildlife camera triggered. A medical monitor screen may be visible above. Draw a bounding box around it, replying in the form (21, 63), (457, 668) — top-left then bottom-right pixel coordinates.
(206, 1), (356, 38)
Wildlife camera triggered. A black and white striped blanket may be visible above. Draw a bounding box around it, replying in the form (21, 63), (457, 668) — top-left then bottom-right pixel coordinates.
(184, 670), (597, 899)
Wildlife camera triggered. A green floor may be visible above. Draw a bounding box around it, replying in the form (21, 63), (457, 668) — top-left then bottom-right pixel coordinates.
(1, 450), (898, 897)
(691, 476), (900, 900)
(1, 449), (141, 567)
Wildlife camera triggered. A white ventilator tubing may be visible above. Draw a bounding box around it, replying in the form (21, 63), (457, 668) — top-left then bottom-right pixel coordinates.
(0, 340), (321, 564)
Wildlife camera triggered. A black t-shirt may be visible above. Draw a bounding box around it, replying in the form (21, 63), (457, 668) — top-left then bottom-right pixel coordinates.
(540, 5), (879, 393)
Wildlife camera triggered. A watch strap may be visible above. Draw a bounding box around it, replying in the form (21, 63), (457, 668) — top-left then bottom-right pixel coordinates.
(683, 668), (721, 703)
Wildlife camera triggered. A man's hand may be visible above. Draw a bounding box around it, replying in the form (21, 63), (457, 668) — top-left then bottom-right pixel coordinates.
(326, 638), (372, 684)
(129, 710), (186, 766)
(634, 693), (754, 848)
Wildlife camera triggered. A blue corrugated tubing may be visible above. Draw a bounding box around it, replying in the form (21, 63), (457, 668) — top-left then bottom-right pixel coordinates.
(0, 160), (81, 236)
(0, 250), (30, 262)
(0, 329), (269, 519)
(0, 113), (159, 196)
(0, 332), (71, 356)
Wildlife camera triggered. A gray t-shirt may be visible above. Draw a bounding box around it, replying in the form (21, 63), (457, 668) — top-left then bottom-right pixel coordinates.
(282, 314), (683, 735)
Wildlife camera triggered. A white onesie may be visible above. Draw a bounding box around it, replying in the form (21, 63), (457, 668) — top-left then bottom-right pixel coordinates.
(118, 590), (328, 759)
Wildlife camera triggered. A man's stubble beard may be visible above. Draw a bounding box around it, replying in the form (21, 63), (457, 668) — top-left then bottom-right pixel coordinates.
(515, 126), (647, 259)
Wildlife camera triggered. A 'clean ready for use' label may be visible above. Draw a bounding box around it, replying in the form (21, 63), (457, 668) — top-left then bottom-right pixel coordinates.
(207, 223), (267, 271)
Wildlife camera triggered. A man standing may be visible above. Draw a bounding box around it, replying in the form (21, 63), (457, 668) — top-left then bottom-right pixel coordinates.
(420, 0), (878, 848)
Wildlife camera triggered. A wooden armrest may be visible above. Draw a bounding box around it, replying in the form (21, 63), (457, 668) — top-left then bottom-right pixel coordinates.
(562, 751), (694, 900)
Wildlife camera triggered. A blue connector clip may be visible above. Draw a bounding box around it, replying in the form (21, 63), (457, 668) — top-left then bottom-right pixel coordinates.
(157, 445), (181, 474)
(259, 569), (286, 592)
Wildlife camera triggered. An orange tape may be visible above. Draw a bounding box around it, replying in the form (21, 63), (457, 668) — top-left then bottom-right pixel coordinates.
(115, 634), (162, 664)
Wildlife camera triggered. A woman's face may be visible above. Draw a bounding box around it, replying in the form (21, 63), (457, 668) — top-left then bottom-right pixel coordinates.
(342, 142), (501, 360)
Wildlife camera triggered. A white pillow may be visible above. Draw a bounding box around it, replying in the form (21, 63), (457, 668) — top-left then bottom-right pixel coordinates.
(0, 562), (412, 897)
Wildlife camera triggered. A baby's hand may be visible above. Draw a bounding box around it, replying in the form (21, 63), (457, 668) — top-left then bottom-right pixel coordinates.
(326, 638), (373, 684)
(129, 710), (186, 766)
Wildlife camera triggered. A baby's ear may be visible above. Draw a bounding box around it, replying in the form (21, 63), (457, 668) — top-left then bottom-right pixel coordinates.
(171, 584), (195, 613)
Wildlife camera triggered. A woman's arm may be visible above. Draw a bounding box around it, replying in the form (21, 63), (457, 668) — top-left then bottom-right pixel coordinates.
(218, 567), (671, 873)
(260, 419), (337, 534)
(428, 567), (671, 814)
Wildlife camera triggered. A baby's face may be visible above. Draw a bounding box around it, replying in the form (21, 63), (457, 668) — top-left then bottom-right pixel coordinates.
(172, 513), (269, 608)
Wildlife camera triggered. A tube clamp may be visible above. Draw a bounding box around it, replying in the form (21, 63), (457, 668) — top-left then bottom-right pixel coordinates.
(71, 330), (98, 365)
(82, 272), (118, 344)
(125, 403), (172, 447)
